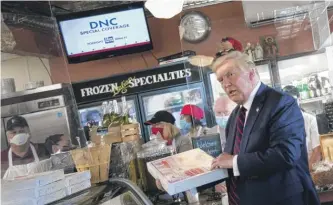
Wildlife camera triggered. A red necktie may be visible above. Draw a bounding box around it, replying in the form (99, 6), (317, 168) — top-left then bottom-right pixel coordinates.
(229, 106), (247, 205)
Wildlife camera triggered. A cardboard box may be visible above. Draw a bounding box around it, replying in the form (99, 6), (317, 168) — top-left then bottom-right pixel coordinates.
(66, 179), (91, 195)
(147, 148), (228, 195)
(64, 171), (91, 187)
(2, 170), (65, 190)
(2, 179), (65, 201)
(320, 133), (333, 161)
(3, 188), (66, 205)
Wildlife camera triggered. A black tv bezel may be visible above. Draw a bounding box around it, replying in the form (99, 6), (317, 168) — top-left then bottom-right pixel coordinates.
(56, 2), (153, 64)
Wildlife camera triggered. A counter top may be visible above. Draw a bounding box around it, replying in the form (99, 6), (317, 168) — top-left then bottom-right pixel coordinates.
(318, 189), (333, 203)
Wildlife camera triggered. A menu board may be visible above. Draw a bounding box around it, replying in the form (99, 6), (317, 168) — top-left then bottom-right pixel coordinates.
(192, 133), (222, 158)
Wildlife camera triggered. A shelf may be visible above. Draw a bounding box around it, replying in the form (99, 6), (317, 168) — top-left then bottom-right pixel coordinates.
(254, 59), (269, 66)
(300, 96), (328, 104)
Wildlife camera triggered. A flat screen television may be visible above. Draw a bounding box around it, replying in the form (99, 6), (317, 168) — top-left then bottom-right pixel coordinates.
(56, 2), (153, 64)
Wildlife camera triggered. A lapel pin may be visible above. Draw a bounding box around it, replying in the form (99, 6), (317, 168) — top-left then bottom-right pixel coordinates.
(256, 107), (259, 112)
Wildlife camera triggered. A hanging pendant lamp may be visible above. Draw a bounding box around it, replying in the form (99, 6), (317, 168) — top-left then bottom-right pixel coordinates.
(145, 0), (184, 19)
(188, 55), (214, 67)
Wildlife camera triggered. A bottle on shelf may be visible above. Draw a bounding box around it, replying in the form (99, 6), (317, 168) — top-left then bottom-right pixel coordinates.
(300, 84), (310, 100)
(121, 96), (131, 125)
(101, 101), (108, 115)
(113, 100), (119, 114)
(108, 101), (114, 114)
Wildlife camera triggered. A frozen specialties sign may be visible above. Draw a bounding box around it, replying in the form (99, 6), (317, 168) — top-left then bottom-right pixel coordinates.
(80, 69), (191, 97)
(72, 63), (202, 104)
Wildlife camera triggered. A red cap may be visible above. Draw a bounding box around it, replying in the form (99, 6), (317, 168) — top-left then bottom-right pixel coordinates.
(180, 104), (204, 120)
(221, 37), (243, 52)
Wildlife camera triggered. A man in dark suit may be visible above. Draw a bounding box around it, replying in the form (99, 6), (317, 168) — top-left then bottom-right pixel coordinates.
(210, 51), (320, 205)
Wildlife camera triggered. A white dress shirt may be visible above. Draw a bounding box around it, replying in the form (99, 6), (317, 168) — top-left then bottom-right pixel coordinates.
(302, 111), (320, 158)
(232, 82), (261, 176)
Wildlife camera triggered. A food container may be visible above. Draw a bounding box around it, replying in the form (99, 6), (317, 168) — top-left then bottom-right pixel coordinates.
(312, 170), (333, 187)
(121, 123), (140, 142)
(70, 144), (111, 184)
(108, 140), (142, 186)
(50, 151), (75, 174)
(1, 78), (16, 94)
(320, 133), (333, 161)
(311, 161), (333, 187)
(136, 138), (174, 192)
(120, 140), (142, 185)
(24, 81), (44, 90)
(91, 126), (122, 145)
(101, 126), (122, 144)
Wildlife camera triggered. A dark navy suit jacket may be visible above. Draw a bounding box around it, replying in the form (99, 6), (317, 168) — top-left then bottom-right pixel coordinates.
(224, 83), (320, 205)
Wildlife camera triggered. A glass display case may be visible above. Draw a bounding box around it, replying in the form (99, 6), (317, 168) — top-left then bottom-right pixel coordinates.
(139, 83), (208, 137)
(78, 98), (138, 128)
(278, 50), (332, 115)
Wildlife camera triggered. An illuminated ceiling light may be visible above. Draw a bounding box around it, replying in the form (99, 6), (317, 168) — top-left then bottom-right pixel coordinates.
(188, 55), (214, 67)
(145, 0), (184, 19)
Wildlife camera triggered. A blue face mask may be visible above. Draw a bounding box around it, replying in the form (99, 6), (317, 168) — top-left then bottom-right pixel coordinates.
(216, 116), (229, 129)
(179, 119), (192, 133)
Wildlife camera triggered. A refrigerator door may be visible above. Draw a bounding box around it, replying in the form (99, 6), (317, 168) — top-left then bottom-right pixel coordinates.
(78, 95), (139, 128)
(207, 64), (271, 103)
(139, 83), (209, 141)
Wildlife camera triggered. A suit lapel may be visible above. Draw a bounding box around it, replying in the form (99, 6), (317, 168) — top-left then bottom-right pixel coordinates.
(224, 106), (240, 154)
(240, 84), (268, 153)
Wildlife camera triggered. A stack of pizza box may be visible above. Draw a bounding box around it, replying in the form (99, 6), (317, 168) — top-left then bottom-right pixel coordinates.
(64, 170), (91, 195)
(2, 170), (66, 205)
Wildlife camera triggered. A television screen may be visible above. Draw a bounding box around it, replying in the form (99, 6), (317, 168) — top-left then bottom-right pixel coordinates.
(56, 2), (153, 64)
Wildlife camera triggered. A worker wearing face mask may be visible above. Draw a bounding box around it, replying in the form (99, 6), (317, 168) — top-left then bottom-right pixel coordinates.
(145, 110), (202, 203)
(214, 96), (237, 152)
(45, 134), (72, 154)
(1, 115), (50, 179)
(180, 104), (205, 138)
(144, 110), (192, 153)
(213, 96), (237, 199)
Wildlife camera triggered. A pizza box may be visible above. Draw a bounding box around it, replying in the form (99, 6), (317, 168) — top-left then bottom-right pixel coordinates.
(64, 171), (91, 187)
(3, 188), (66, 205)
(1, 170), (65, 190)
(66, 179), (91, 195)
(2, 179), (65, 201)
(147, 148), (228, 195)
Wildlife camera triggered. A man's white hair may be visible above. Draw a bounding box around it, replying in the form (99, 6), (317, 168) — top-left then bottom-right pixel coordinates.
(214, 95), (237, 113)
(211, 51), (259, 77)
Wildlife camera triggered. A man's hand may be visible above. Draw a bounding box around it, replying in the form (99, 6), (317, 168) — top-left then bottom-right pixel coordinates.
(156, 180), (164, 191)
(211, 153), (234, 170)
(215, 183), (227, 193)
